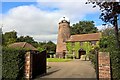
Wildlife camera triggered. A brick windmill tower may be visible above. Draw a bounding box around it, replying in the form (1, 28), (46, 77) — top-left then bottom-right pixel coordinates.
(56, 16), (71, 58)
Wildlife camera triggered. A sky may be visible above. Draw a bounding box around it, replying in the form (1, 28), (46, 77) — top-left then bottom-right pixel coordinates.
(1, 0), (119, 43)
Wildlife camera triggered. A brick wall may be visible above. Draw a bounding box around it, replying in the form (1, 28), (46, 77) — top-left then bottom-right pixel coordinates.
(98, 52), (111, 79)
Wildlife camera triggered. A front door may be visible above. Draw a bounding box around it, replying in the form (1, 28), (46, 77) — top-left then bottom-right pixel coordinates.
(78, 49), (86, 59)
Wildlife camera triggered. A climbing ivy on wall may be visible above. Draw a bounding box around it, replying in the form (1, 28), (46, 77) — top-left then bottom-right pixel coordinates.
(74, 42), (81, 58)
(92, 41), (99, 50)
(66, 41), (99, 58)
(82, 42), (92, 59)
(66, 42), (72, 54)
(83, 42), (92, 54)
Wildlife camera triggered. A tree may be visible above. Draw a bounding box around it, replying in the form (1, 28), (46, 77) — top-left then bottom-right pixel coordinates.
(17, 35), (38, 47)
(0, 28), (2, 45)
(17, 36), (24, 42)
(3, 30), (17, 45)
(46, 41), (56, 52)
(86, 1), (120, 48)
(38, 41), (56, 53)
(71, 21), (98, 35)
(17, 36), (34, 43)
(99, 27), (115, 48)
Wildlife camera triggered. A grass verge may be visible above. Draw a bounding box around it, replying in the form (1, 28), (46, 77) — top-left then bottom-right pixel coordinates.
(47, 58), (72, 62)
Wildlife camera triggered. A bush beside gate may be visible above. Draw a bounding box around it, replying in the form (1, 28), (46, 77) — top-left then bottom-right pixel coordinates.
(2, 47), (26, 79)
(2, 47), (46, 79)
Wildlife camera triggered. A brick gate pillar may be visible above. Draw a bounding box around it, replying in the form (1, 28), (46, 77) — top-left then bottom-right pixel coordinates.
(25, 52), (32, 79)
(98, 52), (111, 79)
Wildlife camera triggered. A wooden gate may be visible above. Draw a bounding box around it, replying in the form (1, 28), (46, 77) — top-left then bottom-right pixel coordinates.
(32, 50), (46, 78)
(25, 50), (46, 79)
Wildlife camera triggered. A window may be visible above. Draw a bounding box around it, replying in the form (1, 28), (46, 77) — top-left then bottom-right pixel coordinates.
(91, 41), (96, 45)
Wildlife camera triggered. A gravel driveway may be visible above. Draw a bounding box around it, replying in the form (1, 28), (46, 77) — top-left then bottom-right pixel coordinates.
(35, 59), (96, 79)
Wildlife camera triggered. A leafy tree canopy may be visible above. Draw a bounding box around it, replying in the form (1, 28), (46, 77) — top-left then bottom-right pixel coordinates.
(86, 1), (120, 48)
(45, 41), (56, 53)
(86, 1), (120, 24)
(2, 31), (56, 52)
(70, 21), (98, 35)
(2, 30), (17, 45)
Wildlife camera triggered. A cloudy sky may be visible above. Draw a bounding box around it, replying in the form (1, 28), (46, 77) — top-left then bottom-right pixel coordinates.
(0, 0), (113, 43)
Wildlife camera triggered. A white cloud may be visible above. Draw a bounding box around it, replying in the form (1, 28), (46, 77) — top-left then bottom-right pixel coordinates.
(2, 0), (36, 2)
(96, 24), (113, 31)
(1, 1), (100, 43)
(37, 0), (100, 22)
(32, 34), (57, 42)
(96, 25), (105, 31)
(2, 5), (60, 42)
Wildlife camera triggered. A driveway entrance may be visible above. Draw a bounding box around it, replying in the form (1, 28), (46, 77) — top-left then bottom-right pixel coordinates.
(35, 59), (96, 79)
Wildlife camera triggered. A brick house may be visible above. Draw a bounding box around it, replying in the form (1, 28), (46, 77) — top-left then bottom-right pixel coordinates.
(56, 17), (101, 58)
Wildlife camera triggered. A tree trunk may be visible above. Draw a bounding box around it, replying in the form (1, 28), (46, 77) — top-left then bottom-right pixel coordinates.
(113, 15), (120, 48)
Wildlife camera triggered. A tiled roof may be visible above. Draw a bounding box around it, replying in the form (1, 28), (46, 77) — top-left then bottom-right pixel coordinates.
(66, 33), (101, 42)
(8, 42), (37, 50)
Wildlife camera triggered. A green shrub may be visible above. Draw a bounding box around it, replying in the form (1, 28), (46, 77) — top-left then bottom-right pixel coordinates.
(89, 53), (96, 69)
(110, 48), (120, 79)
(2, 47), (26, 80)
(106, 36), (120, 79)
(89, 47), (99, 69)
(37, 47), (45, 53)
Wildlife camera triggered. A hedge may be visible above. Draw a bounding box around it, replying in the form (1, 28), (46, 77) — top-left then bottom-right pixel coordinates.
(110, 48), (120, 79)
(2, 47), (26, 80)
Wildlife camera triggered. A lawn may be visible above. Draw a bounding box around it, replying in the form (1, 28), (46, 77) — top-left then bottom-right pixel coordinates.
(47, 58), (72, 62)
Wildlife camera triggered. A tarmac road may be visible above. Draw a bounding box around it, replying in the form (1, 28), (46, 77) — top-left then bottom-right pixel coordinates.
(35, 59), (96, 79)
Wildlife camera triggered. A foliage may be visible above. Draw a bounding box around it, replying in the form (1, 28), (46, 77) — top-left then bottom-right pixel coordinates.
(82, 42), (92, 60)
(89, 53), (96, 69)
(70, 21), (98, 35)
(74, 42), (80, 58)
(66, 42), (72, 54)
(110, 49), (120, 79)
(89, 46), (100, 70)
(45, 41), (56, 53)
(104, 34), (120, 79)
(2, 47), (26, 79)
(87, 1), (119, 24)
(87, 1), (120, 48)
(2, 31), (17, 45)
(0, 28), (2, 45)
(106, 34), (120, 79)
(82, 42), (92, 55)
(17, 36), (38, 48)
(99, 28), (115, 51)
(99, 37), (109, 48)
(47, 58), (72, 62)
(37, 47), (45, 52)
(66, 41), (97, 59)
(99, 27), (120, 79)
(17, 36), (34, 43)
(2, 30), (56, 53)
